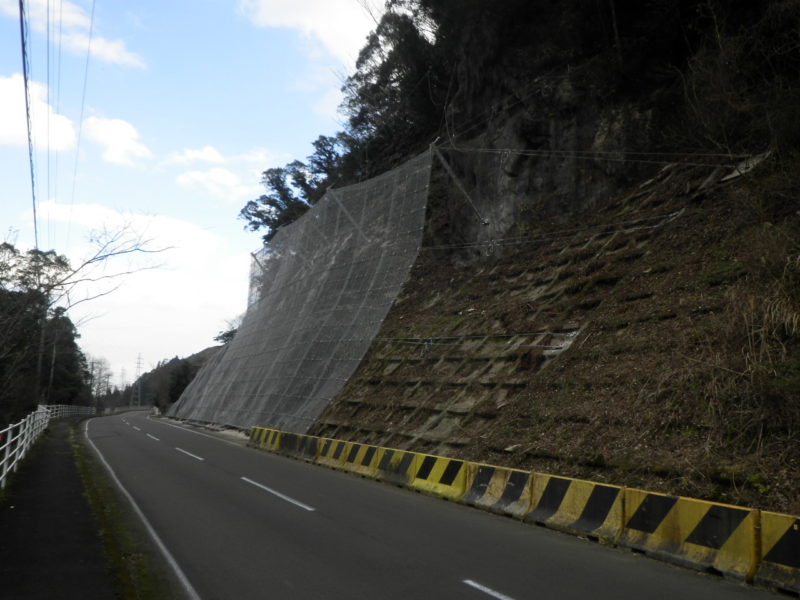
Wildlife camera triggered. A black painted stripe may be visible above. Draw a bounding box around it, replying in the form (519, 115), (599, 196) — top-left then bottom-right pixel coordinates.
(626, 494), (678, 534)
(332, 441), (345, 460)
(570, 485), (620, 533)
(686, 505), (749, 550)
(321, 439), (332, 456)
(416, 456), (437, 481)
(306, 437), (318, 457)
(764, 519), (800, 569)
(362, 446), (377, 466)
(463, 466), (495, 504)
(494, 471), (531, 510)
(439, 460), (463, 486)
(347, 444), (362, 463)
(397, 452), (414, 475)
(378, 449), (395, 472)
(282, 434), (297, 451)
(526, 477), (571, 523)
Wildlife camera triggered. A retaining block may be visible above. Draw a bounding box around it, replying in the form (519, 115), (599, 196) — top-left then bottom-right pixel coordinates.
(462, 464), (533, 518)
(408, 453), (472, 501)
(619, 488), (758, 580)
(375, 449), (417, 487)
(755, 511), (800, 594)
(524, 474), (624, 544)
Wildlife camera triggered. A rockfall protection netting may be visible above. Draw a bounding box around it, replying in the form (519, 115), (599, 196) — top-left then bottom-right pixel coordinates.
(169, 151), (432, 431)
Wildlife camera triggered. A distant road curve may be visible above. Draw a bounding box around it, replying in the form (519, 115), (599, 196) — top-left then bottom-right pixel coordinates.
(86, 413), (776, 600)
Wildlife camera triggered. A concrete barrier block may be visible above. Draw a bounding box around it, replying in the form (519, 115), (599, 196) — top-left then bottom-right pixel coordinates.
(408, 453), (472, 501)
(462, 464), (534, 518)
(277, 433), (319, 461)
(338, 442), (383, 478)
(523, 474), (624, 544)
(375, 449), (417, 487)
(316, 438), (348, 469)
(755, 511), (800, 594)
(249, 427), (281, 452)
(619, 488), (758, 580)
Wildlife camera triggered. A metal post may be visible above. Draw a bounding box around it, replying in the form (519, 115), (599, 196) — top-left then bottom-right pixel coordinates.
(1, 423), (12, 490)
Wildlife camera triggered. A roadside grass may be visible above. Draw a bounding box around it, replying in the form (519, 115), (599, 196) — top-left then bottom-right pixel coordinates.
(71, 423), (188, 600)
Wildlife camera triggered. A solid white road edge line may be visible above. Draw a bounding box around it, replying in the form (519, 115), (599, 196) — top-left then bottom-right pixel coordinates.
(175, 447), (204, 461)
(84, 419), (202, 600)
(240, 476), (316, 512)
(146, 434), (160, 441)
(463, 579), (517, 600)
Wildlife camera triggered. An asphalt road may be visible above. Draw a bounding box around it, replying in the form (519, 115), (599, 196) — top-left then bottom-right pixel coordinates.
(86, 412), (778, 600)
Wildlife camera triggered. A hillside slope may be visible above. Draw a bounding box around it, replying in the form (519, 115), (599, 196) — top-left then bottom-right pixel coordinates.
(310, 156), (800, 514)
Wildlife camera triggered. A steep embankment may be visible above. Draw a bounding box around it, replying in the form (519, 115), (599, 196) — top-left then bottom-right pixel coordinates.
(311, 157), (800, 515)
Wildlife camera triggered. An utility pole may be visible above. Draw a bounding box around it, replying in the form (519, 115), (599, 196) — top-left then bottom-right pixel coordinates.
(134, 354), (143, 407)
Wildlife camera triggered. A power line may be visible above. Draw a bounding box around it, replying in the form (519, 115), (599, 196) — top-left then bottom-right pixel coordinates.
(52, 0), (65, 249)
(18, 0), (39, 250)
(66, 0), (96, 250)
(46, 0), (52, 249)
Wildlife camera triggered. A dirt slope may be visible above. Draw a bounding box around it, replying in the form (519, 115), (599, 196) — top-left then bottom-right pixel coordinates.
(311, 157), (800, 514)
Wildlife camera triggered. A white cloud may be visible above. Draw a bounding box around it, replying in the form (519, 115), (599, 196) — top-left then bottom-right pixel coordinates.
(177, 167), (261, 203)
(237, 0), (381, 69)
(63, 32), (146, 69)
(0, 74), (76, 150)
(38, 201), (250, 380)
(314, 87), (344, 122)
(0, 0), (145, 67)
(232, 147), (285, 165)
(165, 145), (226, 165)
(84, 116), (152, 166)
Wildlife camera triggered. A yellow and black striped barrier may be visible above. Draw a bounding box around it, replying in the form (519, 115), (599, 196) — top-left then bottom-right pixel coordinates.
(463, 464), (533, 518)
(619, 489), (758, 580)
(248, 425), (799, 594)
(525, 475), (624, 545)
(754, 511), (800, 594)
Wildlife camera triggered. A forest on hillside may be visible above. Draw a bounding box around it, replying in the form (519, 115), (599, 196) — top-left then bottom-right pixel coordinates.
(239, 0), (800, 241)
(0, 243), (92, 423)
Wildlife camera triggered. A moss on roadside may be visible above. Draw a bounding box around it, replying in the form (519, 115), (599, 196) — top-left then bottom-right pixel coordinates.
(71, 423), (188, 600)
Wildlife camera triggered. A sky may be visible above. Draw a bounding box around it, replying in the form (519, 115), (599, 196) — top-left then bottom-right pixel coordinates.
(0, 0), (381, 385)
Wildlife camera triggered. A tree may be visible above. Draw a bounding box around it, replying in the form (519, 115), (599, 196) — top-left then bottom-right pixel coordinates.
(214, 314), (243, 345)
(238, 167), (310, 242)
(0, 224), (166, 423)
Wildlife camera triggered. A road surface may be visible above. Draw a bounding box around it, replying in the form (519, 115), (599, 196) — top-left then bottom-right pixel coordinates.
(86, 412), (777, 600)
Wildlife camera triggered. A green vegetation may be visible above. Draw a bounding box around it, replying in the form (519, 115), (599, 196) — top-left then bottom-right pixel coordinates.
(0, 243), (91, 423)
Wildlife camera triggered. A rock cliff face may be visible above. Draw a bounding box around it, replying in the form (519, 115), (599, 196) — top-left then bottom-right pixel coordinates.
(434, 85), (657, 257)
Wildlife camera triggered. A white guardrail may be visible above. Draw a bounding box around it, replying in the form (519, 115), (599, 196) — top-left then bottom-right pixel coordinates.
(0, 404), (97, 490)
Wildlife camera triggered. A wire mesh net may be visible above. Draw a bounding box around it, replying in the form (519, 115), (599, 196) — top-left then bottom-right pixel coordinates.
(168, 151), (432, 431)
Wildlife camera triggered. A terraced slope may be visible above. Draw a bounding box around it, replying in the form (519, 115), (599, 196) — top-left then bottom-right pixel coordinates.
(310, 159), (800, 514)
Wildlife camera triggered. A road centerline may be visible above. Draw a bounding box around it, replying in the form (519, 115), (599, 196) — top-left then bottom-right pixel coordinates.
(133, 426), (141, 431)
(463, 579), (517, 600)
(241, 476), (315, 512)
(175, 447), (204, 461)
(146, 434), (160, 441)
